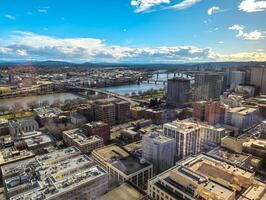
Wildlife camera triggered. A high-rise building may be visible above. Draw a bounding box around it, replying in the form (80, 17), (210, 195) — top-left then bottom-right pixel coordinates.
(205, 101), (225, 125)
(250, 66), (266, 94)
(166, 77), (190, 108)
(193, 101), (207, 122)
(142, 132), (176, 174)
(115, 101), (130, 123)
(230, 71), (245, 89)
(163, 120), (201, 159)
(194, 73), (223, 101)
(93, 98), (130, 125)
(148, 154), (266, 200)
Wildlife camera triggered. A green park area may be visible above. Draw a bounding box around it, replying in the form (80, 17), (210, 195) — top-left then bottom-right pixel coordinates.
(0, 111), (33, 120)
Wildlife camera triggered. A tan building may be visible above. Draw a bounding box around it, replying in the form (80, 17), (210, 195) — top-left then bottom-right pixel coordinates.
(0, 147), (35, 168)
(148, 154), (266, 200)
(63, 128), (104, 154)
(92, 144), (153, 189)
(93, 98), (130, 126)
(98, 183), (146, 200)
(221, 136), (247, 153)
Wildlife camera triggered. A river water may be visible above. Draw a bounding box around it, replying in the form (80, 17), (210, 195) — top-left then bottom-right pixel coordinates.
(0, 93), (80, 109)
(0, 72), (191, 108)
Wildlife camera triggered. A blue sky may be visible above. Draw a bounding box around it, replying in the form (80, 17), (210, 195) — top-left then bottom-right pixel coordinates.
(0, 0), (266, 63)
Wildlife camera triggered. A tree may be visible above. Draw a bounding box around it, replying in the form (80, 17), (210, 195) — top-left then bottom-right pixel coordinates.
(11, 102), (23, 114)
(0, 105), (9, 114)
(27, 101), (39, 111)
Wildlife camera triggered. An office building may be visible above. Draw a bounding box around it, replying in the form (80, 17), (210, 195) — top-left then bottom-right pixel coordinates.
(0, 119), (9, 136)
(93, 98), (130, 126)
(115, 101), (130, 123)
(230, 71), (245, 89)
(8, 118), (39, 139)
(193, 101), (207, 122)
(163, 120), (201, 159)
(225, 107), (259, 132)
(148, 154), (266, 200)
(63, 128), (104, 153)
(92, 144), (153, 189)
(194, 73), (223, 101)
(250, 66), (266, 94)
(83, 121), (110, 144)
(166, 77), (190, 108)
(142, 132), (176, 174)
(205, 101), (225, 125)
(200, 124), (227, 145)
(2, 147), (108, 200)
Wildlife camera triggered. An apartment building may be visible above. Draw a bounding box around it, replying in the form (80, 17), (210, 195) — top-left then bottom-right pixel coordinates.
(163, 120), (201, 159)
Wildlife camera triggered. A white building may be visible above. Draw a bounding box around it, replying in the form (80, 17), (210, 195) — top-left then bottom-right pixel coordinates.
(142, 132), (175, 174)
(163, 121), (201, 159)
(8, 118), (39, 139)
(200, 124), (227, 145)
(230, 71), (245, 89)
(225, 107), (259, 131)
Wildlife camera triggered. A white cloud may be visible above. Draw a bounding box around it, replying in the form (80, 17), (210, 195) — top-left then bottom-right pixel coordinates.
(130, 0), (200, 13)
(4, 14), (16, 20)
(207, 6), (220, 15)
(217, 41), (224, 44)
(38, 6), (49, 13)
(239, 0), (266, 12)
(0, 31), (266, 62)
(229, 24), (264, 40)
(131, 0), (170, 13)
(167, 0), (201, 10)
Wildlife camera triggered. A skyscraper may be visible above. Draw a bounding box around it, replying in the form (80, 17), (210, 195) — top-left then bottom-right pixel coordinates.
(142, 132), (176, 174)
(163, 120), (201, 160)
(250, 66), (266, 94)
(166, 77), (190, 108)
(230, 71), (245, 89)
(194, 73), (223, 101)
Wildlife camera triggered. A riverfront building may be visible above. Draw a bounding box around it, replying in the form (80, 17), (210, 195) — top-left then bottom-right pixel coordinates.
(166, 77), (190, 108)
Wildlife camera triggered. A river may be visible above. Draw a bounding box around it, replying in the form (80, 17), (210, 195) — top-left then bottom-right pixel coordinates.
(0, 72), (192, 108)
(0, 93), (81, 109)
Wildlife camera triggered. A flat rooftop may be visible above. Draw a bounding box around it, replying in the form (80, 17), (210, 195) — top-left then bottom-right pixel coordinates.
(163, 120), (201, 133)
(0, 147), (35, 166)
(2, 147), (107, 200)
(149, 154), (266, 200)
(94, 144), (151, 175)
(98, 183), (144, 200)
(63, 128), (103, 145)
(228, 107), (257, 115)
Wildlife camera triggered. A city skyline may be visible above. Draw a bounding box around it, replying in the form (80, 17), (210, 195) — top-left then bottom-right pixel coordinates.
(0, 0), (266, 63)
